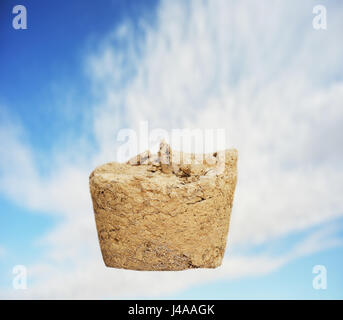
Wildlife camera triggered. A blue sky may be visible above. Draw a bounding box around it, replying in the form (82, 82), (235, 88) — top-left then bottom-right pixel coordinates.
(0, 0), (343, 299)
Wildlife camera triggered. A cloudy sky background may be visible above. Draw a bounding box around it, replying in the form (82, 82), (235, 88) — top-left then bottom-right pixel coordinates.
(0, 0), (343, 299)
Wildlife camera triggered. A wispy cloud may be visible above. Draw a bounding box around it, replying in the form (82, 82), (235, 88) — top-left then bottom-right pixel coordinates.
(1, 224), (339, 299)
(0, 0), (343, 298)
(88, 0), (343, 246)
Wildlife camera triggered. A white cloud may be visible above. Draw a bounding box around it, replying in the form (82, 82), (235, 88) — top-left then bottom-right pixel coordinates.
(0, 114), (93, 217)
(0, 0), (343, 298)
(0, 256), (285, 299)
(1, 224), (340, 299)
(88, 0), (343, 246)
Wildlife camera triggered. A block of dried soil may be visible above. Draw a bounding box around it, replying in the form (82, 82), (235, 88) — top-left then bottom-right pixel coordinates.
(89, 141), (237, 270)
